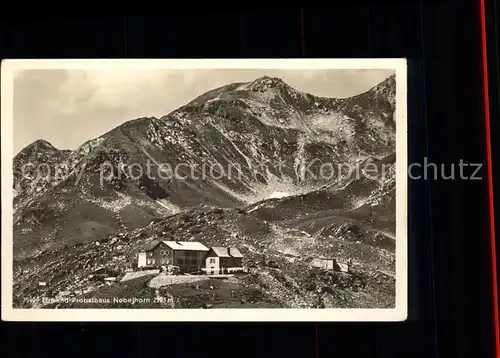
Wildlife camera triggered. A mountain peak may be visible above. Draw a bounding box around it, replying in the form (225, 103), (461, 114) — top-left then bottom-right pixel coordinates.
(15, 139), (58, 158)
(248, 76), (289, 91)
(29, 139), (56, 149)
(254, 75), (285, 83)
(371, 74), (395, 91)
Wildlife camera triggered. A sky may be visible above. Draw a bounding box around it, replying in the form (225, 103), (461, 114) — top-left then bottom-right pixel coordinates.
(13, 68), (394, 153)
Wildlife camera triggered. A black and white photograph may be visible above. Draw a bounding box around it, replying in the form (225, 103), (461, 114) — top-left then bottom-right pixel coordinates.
(1, 59), (407, 321)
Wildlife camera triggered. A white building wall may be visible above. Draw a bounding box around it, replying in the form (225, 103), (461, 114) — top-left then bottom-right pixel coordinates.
(138, 252), (147, 268)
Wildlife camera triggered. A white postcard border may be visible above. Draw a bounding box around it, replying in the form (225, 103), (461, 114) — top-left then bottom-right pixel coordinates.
(1, 58), (408, 322)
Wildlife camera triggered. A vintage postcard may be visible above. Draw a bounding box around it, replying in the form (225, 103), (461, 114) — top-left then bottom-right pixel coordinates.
(1, 59), (407, 321)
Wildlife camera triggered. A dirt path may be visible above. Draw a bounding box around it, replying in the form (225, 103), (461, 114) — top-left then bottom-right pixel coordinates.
(378, 270), (396, 278)
(148, 274), (234, 288)
(121, 269), (160, 282)
(287, 210), (395, 239)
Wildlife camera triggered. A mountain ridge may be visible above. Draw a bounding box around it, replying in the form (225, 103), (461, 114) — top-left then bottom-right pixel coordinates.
(15, 73), (395, 158)
(13, 74), (396, 259)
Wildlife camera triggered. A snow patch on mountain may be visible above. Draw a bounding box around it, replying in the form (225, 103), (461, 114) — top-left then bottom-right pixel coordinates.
(156, 199), (182, 214)
(268, 191), (290, 199)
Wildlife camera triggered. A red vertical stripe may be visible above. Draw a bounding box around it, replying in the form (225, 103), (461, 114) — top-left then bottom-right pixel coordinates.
(479, 1), (500, 357)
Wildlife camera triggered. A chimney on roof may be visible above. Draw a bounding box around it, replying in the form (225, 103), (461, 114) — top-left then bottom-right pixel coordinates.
(176, 240), (180, 245)
(227, 247), (231, 257)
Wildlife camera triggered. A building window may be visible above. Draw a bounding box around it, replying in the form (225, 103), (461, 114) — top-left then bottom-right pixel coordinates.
(209, 258), (216, 264)
(147, 259), (154, 265)
(148, 252), (153, 257)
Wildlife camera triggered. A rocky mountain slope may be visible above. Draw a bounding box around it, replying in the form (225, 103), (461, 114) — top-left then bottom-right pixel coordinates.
(13, 205), (394, 309)
(12, 74), (397, 308)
